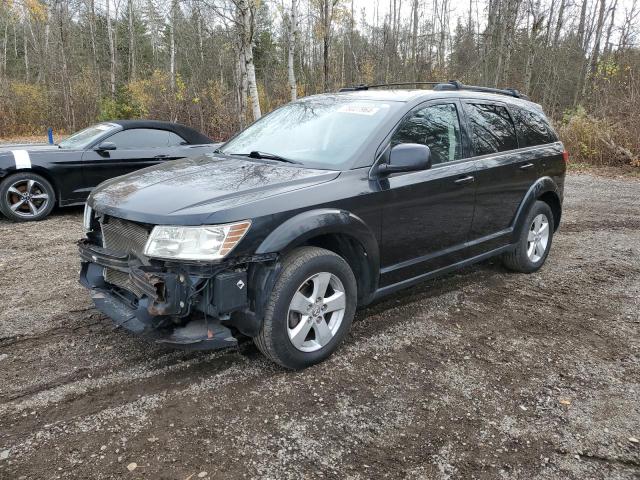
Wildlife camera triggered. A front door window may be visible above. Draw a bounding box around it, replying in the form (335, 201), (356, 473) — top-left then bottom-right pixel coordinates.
(391, 103), (463, 165)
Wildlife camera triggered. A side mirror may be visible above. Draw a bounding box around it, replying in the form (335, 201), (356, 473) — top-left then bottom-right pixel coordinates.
(378, 143), (431, 175)
(95, 141), (116, 151)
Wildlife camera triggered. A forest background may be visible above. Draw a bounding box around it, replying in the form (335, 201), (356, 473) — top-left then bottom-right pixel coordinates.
(1, 0), (638, 168)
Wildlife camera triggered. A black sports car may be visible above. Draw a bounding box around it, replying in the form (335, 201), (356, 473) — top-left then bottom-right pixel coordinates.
(0, 120), (217, 221)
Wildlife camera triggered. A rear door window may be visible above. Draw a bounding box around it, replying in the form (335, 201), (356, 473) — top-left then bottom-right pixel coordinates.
(391, 103), (463, 165)
(464, 103), (518, 155)
(107, 129), (186, 149)
(511, 107), (558, 147)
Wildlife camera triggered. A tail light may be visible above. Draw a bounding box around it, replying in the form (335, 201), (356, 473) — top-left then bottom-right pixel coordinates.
(562, 150), (569, 163)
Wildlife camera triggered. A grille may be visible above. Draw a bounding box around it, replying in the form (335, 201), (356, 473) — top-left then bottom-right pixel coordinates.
(102, 217), (150, 256)
(101, 217), (150, 297)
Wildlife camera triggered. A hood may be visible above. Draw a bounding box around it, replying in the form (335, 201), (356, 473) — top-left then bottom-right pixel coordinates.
(89, 154), (340, 225)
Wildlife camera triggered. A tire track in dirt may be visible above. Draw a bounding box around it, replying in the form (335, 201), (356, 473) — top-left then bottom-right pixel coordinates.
(1, 288), (461, 456)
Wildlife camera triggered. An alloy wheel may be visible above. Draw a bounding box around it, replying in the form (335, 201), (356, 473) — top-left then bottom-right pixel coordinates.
(5, 179), (50, 218)
(527, 213), (550, 263)
(286, 272), (346, 353)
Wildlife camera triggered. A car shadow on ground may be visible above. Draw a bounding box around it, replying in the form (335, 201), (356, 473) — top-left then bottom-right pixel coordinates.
(238, 258), (509, 362)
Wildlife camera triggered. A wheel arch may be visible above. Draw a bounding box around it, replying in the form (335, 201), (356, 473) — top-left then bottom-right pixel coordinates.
(512, 177), (562, 241)
(255, 208), (380, 303)
(300, 232), (376, 306)
(538, 190), (561, 231)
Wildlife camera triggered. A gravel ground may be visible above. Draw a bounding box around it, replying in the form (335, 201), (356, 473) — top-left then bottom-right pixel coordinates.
(0, 173), (638, 480)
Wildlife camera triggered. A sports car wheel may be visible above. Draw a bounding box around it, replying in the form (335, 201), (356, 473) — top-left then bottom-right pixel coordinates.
(0, 172), (56, 222)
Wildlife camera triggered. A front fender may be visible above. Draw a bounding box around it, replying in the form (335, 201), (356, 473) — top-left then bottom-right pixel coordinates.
(255, 208), (380, 306)
(0, 152), (16, 179)
(511, 176), (561, 241)
(256, 208), (379, 269)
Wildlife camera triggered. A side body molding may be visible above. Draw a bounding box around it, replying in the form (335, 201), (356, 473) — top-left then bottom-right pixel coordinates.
(511, 176), (562, 242)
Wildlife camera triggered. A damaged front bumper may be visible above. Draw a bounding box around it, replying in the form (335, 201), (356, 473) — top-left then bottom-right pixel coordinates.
(78, 239), (275, 350)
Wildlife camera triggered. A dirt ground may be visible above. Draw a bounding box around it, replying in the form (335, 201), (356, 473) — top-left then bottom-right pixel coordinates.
(0, 173), (638, 480)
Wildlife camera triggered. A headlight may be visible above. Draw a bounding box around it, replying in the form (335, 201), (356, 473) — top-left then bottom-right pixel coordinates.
(143, 221), (251, 261)
(83, 204), (93, 231)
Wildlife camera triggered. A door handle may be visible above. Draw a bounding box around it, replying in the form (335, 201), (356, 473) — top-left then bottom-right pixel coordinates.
(154, 154), (169, 159)
(519, 162), (535, 170)
(454, 175), (475, 185)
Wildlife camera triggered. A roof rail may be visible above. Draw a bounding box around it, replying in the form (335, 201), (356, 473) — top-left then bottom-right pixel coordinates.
(339, 79), (529, 100)
(433, 80), (529, 100)
(339, 82), (444, 92)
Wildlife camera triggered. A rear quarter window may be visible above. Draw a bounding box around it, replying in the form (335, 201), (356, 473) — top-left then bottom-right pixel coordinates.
(511, 106), (558, 147)
(107, 129), (186, 149)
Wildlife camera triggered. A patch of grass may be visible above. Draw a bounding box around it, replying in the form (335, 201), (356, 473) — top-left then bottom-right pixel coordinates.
(558, 107), (639, 169)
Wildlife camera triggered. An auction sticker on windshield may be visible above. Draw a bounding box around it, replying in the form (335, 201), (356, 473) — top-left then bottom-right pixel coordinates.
(337, 103), (389, 116)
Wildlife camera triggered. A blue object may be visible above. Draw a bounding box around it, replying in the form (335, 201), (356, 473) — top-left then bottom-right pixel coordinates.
(47, 127), (54, 144)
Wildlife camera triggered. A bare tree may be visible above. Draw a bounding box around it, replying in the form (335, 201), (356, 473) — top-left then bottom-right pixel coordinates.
(618, 0), (639, 49)
(22, 5), (29, 81)
(235, 0), (261, 120)
(582, 0), (607, 98)
(129, 0), (136, 81)
(170, 0), (177, 92)
(319, 0), (338, 91)
(87, 0), (101, 95)
(494, 0), (521, 87)
(411, 0), (419, 80)
(107, 0), (117, 98)
(603, 0), (619, 57)
(58, 0), (75, 129)
(573, 0), (590, 107)
(552, 0), (565, 47)
(524, 0), (543, 94)
(286, 0), (298, 100)
(1, 17), (8, 78)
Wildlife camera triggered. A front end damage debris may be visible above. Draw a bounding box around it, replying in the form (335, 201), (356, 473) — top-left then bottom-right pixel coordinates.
(78, 238), (277, 350)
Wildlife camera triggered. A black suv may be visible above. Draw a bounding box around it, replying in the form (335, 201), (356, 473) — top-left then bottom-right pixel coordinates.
(79, 81), (566, 369)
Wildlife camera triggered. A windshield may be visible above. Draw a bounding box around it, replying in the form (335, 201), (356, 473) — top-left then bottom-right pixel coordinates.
(220, 96), (398, 169)
(58, 123), (120, 150)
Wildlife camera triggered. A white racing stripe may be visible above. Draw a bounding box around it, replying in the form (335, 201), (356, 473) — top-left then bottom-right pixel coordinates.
(12, 150), (31, 169)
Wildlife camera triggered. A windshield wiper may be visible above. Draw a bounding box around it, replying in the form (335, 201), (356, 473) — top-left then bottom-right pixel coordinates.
(246, 151), (302, 164)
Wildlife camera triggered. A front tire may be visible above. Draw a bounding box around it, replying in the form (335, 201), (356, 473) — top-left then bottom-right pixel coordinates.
(0, 172), (56, 222)
(502, 200), (554, 273)
(254, 247), (357, 370)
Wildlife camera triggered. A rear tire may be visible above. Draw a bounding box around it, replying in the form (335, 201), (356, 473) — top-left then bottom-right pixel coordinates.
(0, 172), (56, 222)
(254, 247), (357, 370)
(502, 200), (554, 273)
